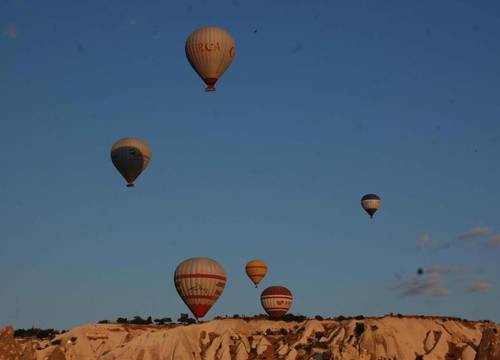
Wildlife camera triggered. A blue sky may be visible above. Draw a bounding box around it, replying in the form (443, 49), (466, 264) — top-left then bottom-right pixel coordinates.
(1, 0), (500, 329)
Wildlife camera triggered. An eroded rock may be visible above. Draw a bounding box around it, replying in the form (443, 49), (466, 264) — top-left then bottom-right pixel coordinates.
(0, 326), (36, 360)
(477, 324), (500, 360)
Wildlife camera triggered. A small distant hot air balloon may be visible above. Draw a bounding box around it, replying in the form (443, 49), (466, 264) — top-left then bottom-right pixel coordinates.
(245, 259), (268, 288)
(185, 27), (236, 92)
(111, 137), (151, 187)
(174, 257), (226, 320)
(260, 286), (293, 319)
(417, 268), (424, 276)
(361, 193), (381, 218)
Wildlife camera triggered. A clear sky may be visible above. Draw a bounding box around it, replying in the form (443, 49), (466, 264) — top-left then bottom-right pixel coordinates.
(1, 0), (500, 329)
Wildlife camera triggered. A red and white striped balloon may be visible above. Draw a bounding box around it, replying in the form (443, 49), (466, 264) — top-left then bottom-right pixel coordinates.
(174, 257), (227, 319)
(260, 286), (293, 318)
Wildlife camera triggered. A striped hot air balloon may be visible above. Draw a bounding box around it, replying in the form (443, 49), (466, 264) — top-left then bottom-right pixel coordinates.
(111, 137), (151, 187)
(185, 27), (236, 92)
(260, 286), (293, 319)
(245, 259), (268, 288)
(174, 257), (226, 320)
(361, 193), (381, 218)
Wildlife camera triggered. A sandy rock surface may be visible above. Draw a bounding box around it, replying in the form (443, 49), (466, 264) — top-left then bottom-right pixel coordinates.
(476, 323), (500, 360)
(0, 326), (36, 360)
(5, 317), (500, 360)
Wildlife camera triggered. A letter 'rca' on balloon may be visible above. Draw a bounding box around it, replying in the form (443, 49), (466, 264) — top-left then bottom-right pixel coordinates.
(245, 259), (268, 288)
(111, 138), (152, 188)
(361, 193), (381, 219)
(260, 286), (293, 319)
(185, 27), (236, 92)
(174, 257), (226, 320)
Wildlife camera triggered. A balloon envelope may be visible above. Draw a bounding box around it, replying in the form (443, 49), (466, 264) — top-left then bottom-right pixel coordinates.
(111, 137), (151, 187)
(361, 193), (381, 218)
(260, 286), (293, 318)
(245, 259), (268, 288)
(185, 27), (236, 92)
(174, 257), (226, 319)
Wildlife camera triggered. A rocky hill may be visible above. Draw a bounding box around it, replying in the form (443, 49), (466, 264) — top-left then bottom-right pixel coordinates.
(2, 316), (499, 360)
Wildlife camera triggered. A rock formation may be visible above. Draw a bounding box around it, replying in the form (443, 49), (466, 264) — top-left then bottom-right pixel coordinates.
(0, 326), (36, 360)
(4, 316), (500, 360)
(476, 323), (500, 360)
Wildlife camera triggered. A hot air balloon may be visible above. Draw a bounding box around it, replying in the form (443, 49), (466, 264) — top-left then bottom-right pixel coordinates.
(185, 27), (236, 92)
(245, 259), (268, 288)
(174, 257), (226, 320)
(260, 286), (293, 318)
(111, 138), (151, 187)
(361, 193), (381, 218)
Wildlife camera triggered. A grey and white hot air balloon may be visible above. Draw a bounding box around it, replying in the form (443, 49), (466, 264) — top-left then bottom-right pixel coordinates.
(110, 137), (151, 187)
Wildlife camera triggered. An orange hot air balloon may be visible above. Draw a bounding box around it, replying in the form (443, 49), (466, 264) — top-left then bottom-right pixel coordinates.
(185, 27), (236, 92)
(260, 286), (293, 319)
(174, 257), (227, 320)
(111, 137), (151, 187)
(245, 259), (268, 288)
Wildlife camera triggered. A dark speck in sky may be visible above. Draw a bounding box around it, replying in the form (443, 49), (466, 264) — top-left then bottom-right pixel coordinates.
(448, 98), (456, 105)
(186, 5), (193, 13)
(253, 29), (258, 34)
(290, 41), (302, 54)
(75, 41), (85, 55)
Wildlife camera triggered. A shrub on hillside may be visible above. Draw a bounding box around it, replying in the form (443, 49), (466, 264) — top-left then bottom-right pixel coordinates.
(154, 317), (172, 325)
(281, 314), (307, 322)
(130, 316), (152, 325)
(14, 328), (60, 340)
(178, 313), (196, 324)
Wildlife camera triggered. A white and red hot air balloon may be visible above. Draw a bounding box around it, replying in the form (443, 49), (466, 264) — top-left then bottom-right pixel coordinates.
(185, 27), (236, 92)
(174, 257), (227, 320)
(260, 286), (293, 318)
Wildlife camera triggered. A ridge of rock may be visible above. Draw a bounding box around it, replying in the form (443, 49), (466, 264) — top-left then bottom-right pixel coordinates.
(4, 317), (499, 360)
